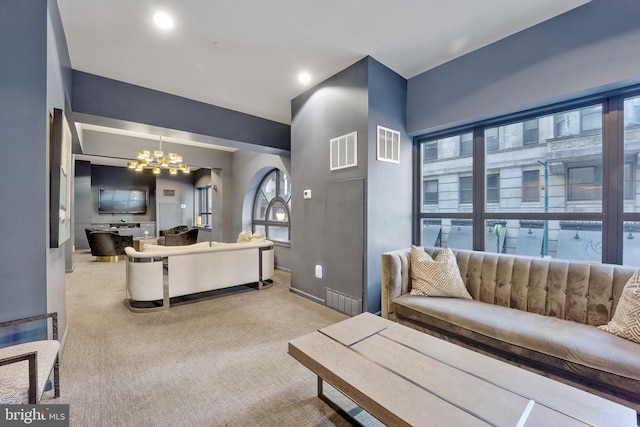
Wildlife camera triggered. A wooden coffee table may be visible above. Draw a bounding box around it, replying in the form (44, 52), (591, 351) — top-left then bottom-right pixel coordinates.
(288, 313), (636, 427)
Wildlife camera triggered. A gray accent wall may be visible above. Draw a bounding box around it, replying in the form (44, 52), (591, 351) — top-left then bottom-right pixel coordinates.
(0, 0), (71, 343)
(366, 59), (412, 313)
(290, 57), (411, 314)
(407, 0), (640, 135)
(291, 58), (369, 306)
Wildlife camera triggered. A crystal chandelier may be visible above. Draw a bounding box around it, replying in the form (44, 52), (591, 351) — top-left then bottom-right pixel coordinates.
(128, 136), (190, 174)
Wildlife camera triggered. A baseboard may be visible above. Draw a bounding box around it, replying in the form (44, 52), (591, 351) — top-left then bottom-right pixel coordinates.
(289, 286), (324, 304)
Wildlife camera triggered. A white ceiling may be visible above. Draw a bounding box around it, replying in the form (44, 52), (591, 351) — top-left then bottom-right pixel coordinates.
(58, 0), (590, 128)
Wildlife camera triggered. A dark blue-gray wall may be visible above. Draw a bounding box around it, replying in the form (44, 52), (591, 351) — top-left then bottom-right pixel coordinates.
(291, 57), (411, 314)
(407, 0), (640, 135)
(366, 59), (411, 313)
(291, 58), (369, 306)
(0, 0), (71, 343)
(72, 71), (291, 152)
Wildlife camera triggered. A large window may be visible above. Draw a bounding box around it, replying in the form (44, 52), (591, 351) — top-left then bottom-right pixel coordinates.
(252, 169), (291, 242)
(624, 95), (640, 211)
(196, 185), (212, 227)
(417, 87), (640, 266)
(420, 131), (473, 213)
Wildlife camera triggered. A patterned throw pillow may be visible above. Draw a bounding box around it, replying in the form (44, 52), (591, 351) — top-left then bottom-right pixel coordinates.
(409, 246), (472, 299)
(251, 232), (266, 242)
(237, 230), (252, 243)
(598, 269), (640, 344)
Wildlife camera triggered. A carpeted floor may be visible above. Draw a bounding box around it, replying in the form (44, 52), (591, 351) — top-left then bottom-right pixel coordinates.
(50, 251), (382, 427)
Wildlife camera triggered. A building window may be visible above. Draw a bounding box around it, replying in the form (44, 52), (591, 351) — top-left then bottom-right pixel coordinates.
(486, 174), (499, 203)
(522, 170), (539, 202)
(460, 133), (472, 156)
(567, 165), (602, 201)
(554, 113), (568, 137)
(196, 185), (212, 227)
(523, 119), (539, 145)
(485, 128), (499, 152)
(423, 141), (437, 161)
(459, 176), (473, 203)
(625, 96), (640, 128)
(580, 106), (602, 132)
(424, 180), (438, 205)
(252, 169), (291, 242)
(624, 162), (634, 200)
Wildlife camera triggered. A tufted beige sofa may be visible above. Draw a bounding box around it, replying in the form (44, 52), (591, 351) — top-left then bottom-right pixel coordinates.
(381, 246), (640, 413)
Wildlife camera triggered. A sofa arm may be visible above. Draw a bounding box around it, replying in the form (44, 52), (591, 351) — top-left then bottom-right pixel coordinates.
(381, 248), (412, 319)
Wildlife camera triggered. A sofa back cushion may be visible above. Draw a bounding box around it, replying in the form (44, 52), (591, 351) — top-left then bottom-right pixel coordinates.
(412, 247), (636, 326)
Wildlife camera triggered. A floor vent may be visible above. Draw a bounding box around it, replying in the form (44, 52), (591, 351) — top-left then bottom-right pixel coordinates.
(325, 287), (362, 316)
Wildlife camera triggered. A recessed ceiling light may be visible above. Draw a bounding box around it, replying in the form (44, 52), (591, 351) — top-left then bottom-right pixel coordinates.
(298, 72), (311, 84)
(153, 12), (174, 30)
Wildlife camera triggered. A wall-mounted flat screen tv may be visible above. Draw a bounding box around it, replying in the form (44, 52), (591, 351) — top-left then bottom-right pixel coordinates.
(98, 189), (147, 214)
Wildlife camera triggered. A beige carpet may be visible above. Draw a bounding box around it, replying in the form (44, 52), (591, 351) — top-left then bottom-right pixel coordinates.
(51, 251), (381, 427)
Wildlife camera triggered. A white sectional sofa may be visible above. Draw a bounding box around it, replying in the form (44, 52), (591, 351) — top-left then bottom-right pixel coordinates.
(124, 240), (275, 311)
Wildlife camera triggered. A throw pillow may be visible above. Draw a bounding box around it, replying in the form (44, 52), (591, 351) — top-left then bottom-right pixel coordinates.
(598, 269), (640, 344)
(410, 246), (472, 299)
(237, 230), (252, 243)
(251, 232), (266, 242)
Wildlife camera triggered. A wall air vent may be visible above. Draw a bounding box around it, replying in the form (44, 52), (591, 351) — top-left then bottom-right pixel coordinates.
(330, 131), (357, 171)
(377, 125), (400, 164)
(163, 189), (176, 197)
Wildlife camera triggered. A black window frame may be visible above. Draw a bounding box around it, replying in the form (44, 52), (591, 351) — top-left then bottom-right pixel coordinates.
(196, 185), (212, 228)
(252, 168), (292, 242)
(414, 84), (640, 265)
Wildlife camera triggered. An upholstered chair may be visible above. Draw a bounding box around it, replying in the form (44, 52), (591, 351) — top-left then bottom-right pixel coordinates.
(163, 228), (199, 246)
(86, 230), (133, 262)
(159, 225), (189, 236)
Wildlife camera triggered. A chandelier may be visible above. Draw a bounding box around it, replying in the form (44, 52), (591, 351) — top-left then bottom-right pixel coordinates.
(128, 136), (190, 174)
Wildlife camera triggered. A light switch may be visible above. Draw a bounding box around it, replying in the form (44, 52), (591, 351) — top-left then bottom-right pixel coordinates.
(315, 265), (323, 279)
(303, 189), (312, 199)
